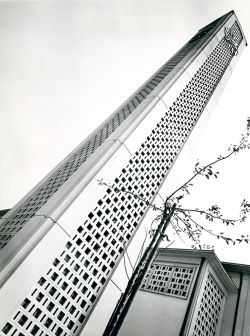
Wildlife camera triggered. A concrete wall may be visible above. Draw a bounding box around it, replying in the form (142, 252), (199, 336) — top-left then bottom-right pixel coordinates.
(118, 290), (189, 336)
(233, 273), (250, 335)
(220, 271), (239, 335)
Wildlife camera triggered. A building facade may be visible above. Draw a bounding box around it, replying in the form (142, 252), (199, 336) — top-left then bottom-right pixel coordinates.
(0, 11), (247, 336)
(118, 248), (250, 336)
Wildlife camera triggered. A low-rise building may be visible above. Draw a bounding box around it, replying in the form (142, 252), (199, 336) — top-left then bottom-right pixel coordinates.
(118, 248), (250, 336)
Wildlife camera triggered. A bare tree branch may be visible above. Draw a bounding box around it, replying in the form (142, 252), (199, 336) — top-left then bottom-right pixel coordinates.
(175, 207), (240, 224)
(166, 133), (250, 203)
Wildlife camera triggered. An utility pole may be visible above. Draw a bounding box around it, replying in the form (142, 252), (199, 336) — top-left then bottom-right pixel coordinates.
(103, 203), (176, 336)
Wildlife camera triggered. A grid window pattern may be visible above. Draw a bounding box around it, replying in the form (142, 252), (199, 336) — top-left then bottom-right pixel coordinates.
(0, 263), (85, 335)
(0, 13), (233, 249)
(193, 273), (224, 336)
(1, 20), (242, 336)
(141, 263), (195, 298)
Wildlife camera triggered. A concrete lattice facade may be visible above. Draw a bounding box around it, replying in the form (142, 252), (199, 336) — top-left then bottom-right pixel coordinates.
(0, 11), (247, 336)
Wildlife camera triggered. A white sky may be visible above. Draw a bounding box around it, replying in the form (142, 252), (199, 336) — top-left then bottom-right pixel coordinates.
(0, 0), (250, 264)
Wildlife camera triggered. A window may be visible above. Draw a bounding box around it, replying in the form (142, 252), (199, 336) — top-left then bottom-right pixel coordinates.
(69, 305), (76, 314)
(68, 321), (74, 330)
(53, 258), (60, 266)
(33, 308), (42, 318)
(63, 268), (69, 276)
(93, 256), (99, 263)
(78, 314), (85, 323)
(18, 314), (28, 326)
(86, 236), (91, 243)
(47, 302), (55, 312)
(74, 264), (80, 272)
(57, 311), (65, 321)
(44, 318), (53, 328)
(21, 298), (31, 309)
(64, 254), (71, 262)
(30, 325), (39, 335)
(88, 213), (94, 219)
(75, 251), (81, 258)
(66, 241), (72, 249)
(61, 281), (68, 290)
(141, 264), (195, 299)
(51, 272), (59, 281)
(91, 281), (97, 289)
(55, 327), (63, 336)
(49, 286), (57, 296)
(2, 322), (13, 334)
(90, 295), (96, 303)
(77, 226), (83, 233)
(84, 260), (90, 267)
(80, 299), (86, 308)
(36, 292), (44, 302)
(71, 291), (77, 299)
(97, 210), (102, 217)
(83, 273), (89, 280)
(38, 277), (46, 286)
(81, 286), (87, 294)
(76, 238), (82, 246)
(59, 296), (67, 305)
(87, 223), (92, 230)
(73, 277), (79, 285)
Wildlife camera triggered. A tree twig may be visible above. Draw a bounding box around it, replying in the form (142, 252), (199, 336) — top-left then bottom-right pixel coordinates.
(165, 135), (248, 203)
(175, 207), (240, 224)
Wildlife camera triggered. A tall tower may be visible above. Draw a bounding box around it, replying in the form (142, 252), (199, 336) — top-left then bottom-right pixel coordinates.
(0, 11), (246, 336)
